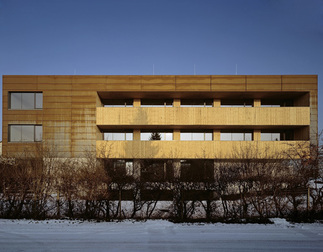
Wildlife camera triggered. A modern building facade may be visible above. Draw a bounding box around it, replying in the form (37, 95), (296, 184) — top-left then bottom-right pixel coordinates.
(2, 75), (318, 178)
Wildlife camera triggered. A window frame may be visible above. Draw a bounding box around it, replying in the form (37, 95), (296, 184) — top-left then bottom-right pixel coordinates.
(103, 131), (133, 141)
(180, 130), (213, 141)
(9, 92), (43, 110)
(180, 99), (213, 107)
(141, 99), (173, 107)
(221, 99), (253, 107)
(8, 124), (43, 143)
(220, 130), (253, 141)
(140, 131), (173, 141)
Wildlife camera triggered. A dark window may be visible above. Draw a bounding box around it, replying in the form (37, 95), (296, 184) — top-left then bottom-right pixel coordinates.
(180, 160), (214, 182)
(261, 99), (293, 107)
(141, 160), (174, 182)
(103, 99), (133, 107)
(9, 92), (43, 110)
(221, 99), (253, 107)
(181, 99), (212, 107)
(9, 125), (42, 142)
(141, 99), (173, 107)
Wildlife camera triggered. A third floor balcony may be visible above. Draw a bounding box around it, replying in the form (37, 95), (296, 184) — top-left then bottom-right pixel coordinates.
(96, 107), (310, 128)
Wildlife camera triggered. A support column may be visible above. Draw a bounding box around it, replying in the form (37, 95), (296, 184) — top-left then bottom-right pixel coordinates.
(253, 99), (261, 107)
(254, 129), (261, 141)
(213, 99), (221, 107)
(133, 129), (140, 140)
(213, 129), (220, 141)
(173, 160), (181, 179)
(173, 129), (180, 141)
(133, 160), (141, 181)
(173, 98), (180, 107)
(133, 98), (141, 107)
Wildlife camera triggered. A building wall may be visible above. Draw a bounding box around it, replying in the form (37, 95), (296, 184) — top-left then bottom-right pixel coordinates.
(2, 75), (318, 159)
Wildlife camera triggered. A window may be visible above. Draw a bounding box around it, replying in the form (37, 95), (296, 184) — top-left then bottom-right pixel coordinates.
(113, 160), (134, 176)
(180, 131), (213, 141)
(104, 131), (133, 140)
(9, 92), (43, 110)
(221, 99), (253, 107)
(104, 159), (134, 177)
(141, 160), (174, 182)
(181, 99), (212, 107)
(261, 99), (293, 107)
(220, 131), (253, 141)
(180, 159), (214, 181)
(141, 99), (173, 107)
(9, 125), (42, 142)
(261, 130), (293, 141)
(140, 131), (173, 140)
(103, 99), (133, 107)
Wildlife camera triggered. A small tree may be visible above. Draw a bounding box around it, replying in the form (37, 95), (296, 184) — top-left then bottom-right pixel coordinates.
(149, 132), (161, 141)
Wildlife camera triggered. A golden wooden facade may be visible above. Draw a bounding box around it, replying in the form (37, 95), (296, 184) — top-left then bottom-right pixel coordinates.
(2, 75), (317, 159)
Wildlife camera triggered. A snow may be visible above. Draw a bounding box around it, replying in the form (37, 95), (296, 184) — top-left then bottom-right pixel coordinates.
(1, 219), (323, 252)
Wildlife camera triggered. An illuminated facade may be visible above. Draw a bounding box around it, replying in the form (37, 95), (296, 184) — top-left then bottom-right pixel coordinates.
(2, 75), (318, 179)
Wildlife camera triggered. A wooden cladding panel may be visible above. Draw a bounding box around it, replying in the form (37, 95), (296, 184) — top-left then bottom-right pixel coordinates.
(246, 75), (281, 91)
(211, 76), (246, 91)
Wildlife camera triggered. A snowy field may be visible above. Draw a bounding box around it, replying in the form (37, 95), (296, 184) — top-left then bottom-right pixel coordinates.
(1, 219), (323, 252)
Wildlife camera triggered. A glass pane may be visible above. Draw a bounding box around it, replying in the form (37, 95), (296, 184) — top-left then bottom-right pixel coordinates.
(126, 161), (133, 176)
(21, 125), (34, 142)
(141, 133), (151, 141)
(165, 132), (173, 140)
(220, 133), (231, 141)
(21, 93), (35, 109)
(245, 133), (252, 141)
(35, 125), (42, 141)
(180, 133), (191, 140)
(10, 125), (22, 142)
(141, 99), (164, 107)
(192, 132), (204, 140)
(112, 133), (125, 141)
(165, 99), (173, 107)
(104, 133), (113, 140)
(205, 100), (213, 107)
(125, 133), (133, 141)
(10, 93), (22, 109)
(272, 133), (280, 141)
(232, 133), (244, 141)
(104, 104), (124, 107)
(205, 133), (213, 141)
(181, 99), (204, 107)
(158, 133), (165, 140)
(35, 93), (43, 109)
(103, 99), (133, 107)
(261, 133), (272, 141)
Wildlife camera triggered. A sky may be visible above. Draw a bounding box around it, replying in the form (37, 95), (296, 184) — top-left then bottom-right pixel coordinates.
(0, 0), (322, 138)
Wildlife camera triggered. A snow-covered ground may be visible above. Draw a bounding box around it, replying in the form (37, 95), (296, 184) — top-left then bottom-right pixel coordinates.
(1, 219), (323, 252)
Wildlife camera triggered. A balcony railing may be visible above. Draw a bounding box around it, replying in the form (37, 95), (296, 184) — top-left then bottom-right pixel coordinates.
(96, 107), (310, 127)
(96, 140), (309, 159)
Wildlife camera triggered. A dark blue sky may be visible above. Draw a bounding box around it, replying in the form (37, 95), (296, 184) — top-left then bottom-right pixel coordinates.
(0, 0), (322, 137)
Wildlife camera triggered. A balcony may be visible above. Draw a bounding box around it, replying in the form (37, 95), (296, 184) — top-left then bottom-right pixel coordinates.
(96, 107), (310, 128)
(96, 140), (309, 160)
